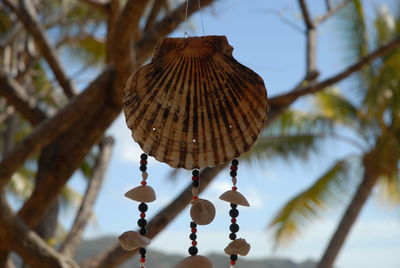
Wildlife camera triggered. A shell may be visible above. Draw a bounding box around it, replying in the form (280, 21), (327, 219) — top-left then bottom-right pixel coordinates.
(175, 255), (213, 268)
(224, 238), (251, 256)
(124, 185), (156, 203)
(190, 199), (216, 225)
(118, 231), (151, 251)
(123, 35), (268, 169)
(219, 190), (250, 207)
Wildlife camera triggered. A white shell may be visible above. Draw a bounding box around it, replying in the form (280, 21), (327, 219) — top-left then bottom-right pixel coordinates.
(219, 190), (250, 207)
(118, 231), (151, 251)
(124, 185), (156, 203)
(224, 238), (251, 256)
(123, 35), (268, 170)
(175, 255), (213, 268)
(190, 199), (216, 225)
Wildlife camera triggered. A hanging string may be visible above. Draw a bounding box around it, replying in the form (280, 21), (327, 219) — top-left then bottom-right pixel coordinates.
(184, 0), (205, 37)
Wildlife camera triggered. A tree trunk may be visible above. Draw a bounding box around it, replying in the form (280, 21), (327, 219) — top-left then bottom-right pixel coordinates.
(317, 167), (378, 268)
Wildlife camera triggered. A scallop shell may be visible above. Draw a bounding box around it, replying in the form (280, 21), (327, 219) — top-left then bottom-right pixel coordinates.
(190, 199), (216, 225)
(123, 35), (268, 169)
(175, 255), (213, 268)
(118, 231), (151, 251)
(124, 185), (156, 203)
(224, 238), (251, 256)
(219, 190), (250, 207)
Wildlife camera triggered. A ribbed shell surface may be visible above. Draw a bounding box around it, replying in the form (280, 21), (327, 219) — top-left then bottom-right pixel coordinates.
(123, 35), (268, 169)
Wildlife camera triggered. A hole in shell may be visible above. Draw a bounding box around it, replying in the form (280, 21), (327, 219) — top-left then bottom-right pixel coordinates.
(229, 125), (233, 129)
(192, 139), (196, 143)
(152, 127), (156, 131)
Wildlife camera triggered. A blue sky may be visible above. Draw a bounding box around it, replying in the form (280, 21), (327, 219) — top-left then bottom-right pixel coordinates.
(61, 0), (400, 267)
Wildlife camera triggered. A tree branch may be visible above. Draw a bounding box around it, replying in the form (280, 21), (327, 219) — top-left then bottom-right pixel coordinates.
(80, 0), (107, 12)
(0, 195), (78, 268)
(59, 136), (114, 258)
(298, 0), (315, 29)
(81, 165), (225, 268)
(269, 36), (400, 115)
(0, 69), (47, 125)
(12, 0), (77, 98)
(316, 0), (352, 25)
(0, 69), (112, 190)
(143, 0), (165, 32)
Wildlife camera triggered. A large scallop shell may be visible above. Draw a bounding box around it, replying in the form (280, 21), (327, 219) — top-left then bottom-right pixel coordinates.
(124, 35), (268, 169)
(175, 255), (213, 268)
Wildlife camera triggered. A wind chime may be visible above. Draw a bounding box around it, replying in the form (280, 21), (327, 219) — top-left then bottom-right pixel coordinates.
(118, 2), (268, 267)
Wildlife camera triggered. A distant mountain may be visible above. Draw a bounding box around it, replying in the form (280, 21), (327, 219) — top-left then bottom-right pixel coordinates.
(75, 236), (317, 268)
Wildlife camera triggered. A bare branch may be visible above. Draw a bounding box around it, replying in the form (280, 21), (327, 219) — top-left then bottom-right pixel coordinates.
(0, 69), (112, 190)
(143, 0), (165, 32)
(135, 0), (216, 64)
(81, 165), (225, 268)
(269, 36), (400, 113)
(0, 69), (47, 125)
(59, 136), (114, 258)
(0, 23), (23, 49)
(298, 0), (315, 29)
(0, 195), (78, 267)
(261, 8), (304, 34)
(325, 0), (332, 11)
(13, 0), (77, 98)
(316, 0), (352, 25)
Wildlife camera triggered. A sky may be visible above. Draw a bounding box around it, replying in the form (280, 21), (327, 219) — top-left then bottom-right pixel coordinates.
(59, 0), (400, 268)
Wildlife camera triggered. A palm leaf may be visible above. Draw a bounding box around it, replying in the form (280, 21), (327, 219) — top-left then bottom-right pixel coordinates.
(268, 156), (361, 248)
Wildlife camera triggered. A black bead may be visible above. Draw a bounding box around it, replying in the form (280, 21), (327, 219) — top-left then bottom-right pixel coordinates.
(230, 170), (237, 177)
(192, 170), (200, 176)
(141, 254), (146, 258)
(230, 223), (239, 233)
(229, 233), (237, 240)
(140, 165), (147, 172)
(231, 159), (239, 166)
(190, 221), (197, 228)
(138, 203), (148, 212)
(140, 153), (148, 160)
(192, 180), (200, 188)
(229, 208), (239, 218)
(139, 228), (147, 235)
(188, 246), (198, 256)
(230, 255), (238, 261)
(139, 248), (146, 255)
(189, 233), (197, 240)
(138, 218), (147, 228)
(230, 203), (238, 209)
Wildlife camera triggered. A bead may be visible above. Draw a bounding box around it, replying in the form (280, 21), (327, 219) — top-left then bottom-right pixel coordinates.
(230, 203), (238, 209)
(138, 203), (148, 212)
(140, 153), (148, 160)
(192, 241), (198, 246)
(229, 208), (239, 218)
(188, 246), (198, 256)
(192, 170), (200, 176)
(230, 260), (236, 265)
(140, 228), (147, 235)
(230, 170), (237, 177)
(140, 160), (148, 165)
(141, 180), (147, 186)
(192, 176), (199, 181)
(139, 248), (146, 255)
(140, 212), (146, 218)
(232, 186), (237, 191)
(191, 228), (197, 233)
(231, 159), (239, 166)
(190, 222), (197, 228)
(230, 165), (238, 171)
(189, 233), (197, 240)
(140, 257), (146, 263)
(230, 255), (238, 261)
(192, 195), (199, 200)
(192, 180), (200, 188)
(229, 233), (237, 240)
(142, 172), (148, 180)
(140, 165), (147, 172)
(231, 218), (237, 223)
(138, 218), (147, 228)
(230, 223), (239, 233)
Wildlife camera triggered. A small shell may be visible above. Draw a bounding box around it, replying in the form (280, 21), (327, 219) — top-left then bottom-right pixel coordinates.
(125, 185), (156, 203)
(219, 190), (250, 207)
(118, 231), (151, 251)
(190, 199), (216, 225)
(123, 35), (268, 169)
(224, 238), (251, 256)
(175, 255), (213, 268)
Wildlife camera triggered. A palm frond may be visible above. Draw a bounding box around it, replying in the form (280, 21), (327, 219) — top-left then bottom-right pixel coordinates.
(268, 156), (361, 248)
(376, 173), (400, 207)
